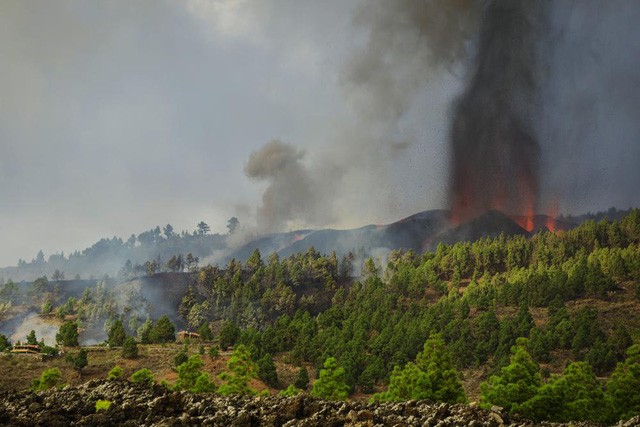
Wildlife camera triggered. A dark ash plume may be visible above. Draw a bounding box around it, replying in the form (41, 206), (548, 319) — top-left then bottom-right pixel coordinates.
(449, 0), (546, 226)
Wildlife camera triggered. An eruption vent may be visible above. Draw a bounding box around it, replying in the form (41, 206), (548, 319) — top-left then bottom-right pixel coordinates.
(449, 0), (545, 227)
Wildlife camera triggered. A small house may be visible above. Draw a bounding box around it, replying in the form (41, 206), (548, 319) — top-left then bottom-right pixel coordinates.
(10, 344), (42, 354)
(177, 331), (200, 341)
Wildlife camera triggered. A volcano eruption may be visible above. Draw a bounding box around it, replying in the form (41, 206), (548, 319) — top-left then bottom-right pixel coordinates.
(449, 0), (544, 230)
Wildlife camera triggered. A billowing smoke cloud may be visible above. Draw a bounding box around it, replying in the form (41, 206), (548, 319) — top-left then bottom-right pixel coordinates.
(244, 140), (329, 232)
(449, 1), (545, 226)
(342, 0), (478, 123)
(239, 0), (476, 233)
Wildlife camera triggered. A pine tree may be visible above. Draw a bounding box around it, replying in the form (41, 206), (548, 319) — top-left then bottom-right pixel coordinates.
(66, 348), (88, 375)
(107, 319), (127, 347)
(373, 363), (430, 402)
(518, 362), (605, 422)
(374, 334), (466, 403)
(218, 344), (257, 396)
(0, 334), (11, 351)
(26, 330), (38, 346)
(219, 320), (240, 350)
(151, 316), (175, 343)
(121, 336), (138, 359)
(606, 344), (640, 421)
(294, 366), (310, 390)
(137, 320), (153, 344)
(56, 321), (79, 347)
(198, 322), (214, 341)
(311, 357), (350, 401)
(257, 353), (278, 387)
(481, 338), (541, 413)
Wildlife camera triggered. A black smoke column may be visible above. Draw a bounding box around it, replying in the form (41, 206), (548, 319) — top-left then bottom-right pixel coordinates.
(449, 0), (545, 230)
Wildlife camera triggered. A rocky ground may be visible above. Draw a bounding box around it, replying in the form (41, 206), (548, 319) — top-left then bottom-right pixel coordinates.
(0, 379), (635, 427)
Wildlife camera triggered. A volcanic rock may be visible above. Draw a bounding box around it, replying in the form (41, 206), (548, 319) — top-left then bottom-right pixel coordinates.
(0, 380), (603, 426)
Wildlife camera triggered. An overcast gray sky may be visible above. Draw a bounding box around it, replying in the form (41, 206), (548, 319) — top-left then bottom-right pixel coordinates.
(0, 0), (460, 266)
(1, 0), (639, 267)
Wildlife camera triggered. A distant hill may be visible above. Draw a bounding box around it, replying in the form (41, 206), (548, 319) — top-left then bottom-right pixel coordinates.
(3, 207), (633, 283)
(225, 209), (550, 263)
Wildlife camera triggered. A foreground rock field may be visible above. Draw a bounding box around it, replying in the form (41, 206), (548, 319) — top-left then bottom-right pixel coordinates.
(1, 379), (633, 427)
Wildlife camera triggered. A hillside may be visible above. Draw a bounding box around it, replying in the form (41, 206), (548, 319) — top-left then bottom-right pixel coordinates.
(0, 209), (639, 424)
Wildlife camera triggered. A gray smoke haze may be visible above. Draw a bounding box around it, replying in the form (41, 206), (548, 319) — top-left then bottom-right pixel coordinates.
(342, 0), (478, 123)
(9, 312), (58, 347)
(539, 0), (640, 214)
(1, 0), (639, 267)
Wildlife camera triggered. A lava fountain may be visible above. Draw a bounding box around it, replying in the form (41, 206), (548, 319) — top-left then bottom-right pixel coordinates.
(448, 0), (545, 226)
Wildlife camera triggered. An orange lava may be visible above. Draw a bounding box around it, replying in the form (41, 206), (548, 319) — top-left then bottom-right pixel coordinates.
(545, 199), (559, 233)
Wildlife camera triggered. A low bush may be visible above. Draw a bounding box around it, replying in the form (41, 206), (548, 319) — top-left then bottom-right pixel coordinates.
(130, 368), (155, 386)
(32, 368), (62, 391)
(108, 365), (124, 380)
(95, 400), (111, 412)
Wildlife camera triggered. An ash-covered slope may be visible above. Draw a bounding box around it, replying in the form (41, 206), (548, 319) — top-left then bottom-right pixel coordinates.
(431, 210), (529, 248)
(228, 209), (537, 262)
(227, 210), (452, 262)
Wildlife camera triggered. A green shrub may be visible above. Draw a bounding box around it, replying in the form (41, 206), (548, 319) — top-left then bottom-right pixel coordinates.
(192, 372), (217, 393)
(279, 384), (301, 397)
(170, 354), (218, 393)
(95, 400), (111, 412)
(41, 346), (59, 357)
(130, 368), (155, 386)
(32, 367), (62, 391)
(108, 365), (124, 380)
